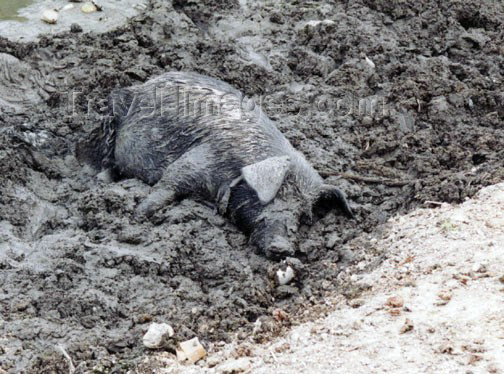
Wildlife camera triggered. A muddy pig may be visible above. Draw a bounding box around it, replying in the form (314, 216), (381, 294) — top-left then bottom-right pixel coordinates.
(77, 72), (353, 259)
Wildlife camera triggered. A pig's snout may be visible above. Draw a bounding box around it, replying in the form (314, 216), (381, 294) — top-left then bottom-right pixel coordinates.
(264, 234), (295, 260)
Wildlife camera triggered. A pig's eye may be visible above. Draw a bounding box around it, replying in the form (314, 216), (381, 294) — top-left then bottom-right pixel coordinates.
(299, 209), (313, 225)
(313, 184), (353, 219)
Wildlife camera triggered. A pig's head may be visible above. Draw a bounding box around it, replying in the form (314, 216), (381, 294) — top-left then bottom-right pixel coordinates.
(228, 155), (353, 259)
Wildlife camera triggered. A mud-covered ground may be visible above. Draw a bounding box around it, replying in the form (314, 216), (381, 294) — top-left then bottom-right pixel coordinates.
(0, 0), (503, 372)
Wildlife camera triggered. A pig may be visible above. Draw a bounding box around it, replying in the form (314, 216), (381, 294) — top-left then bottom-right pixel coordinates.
(77, 72), (353, 259)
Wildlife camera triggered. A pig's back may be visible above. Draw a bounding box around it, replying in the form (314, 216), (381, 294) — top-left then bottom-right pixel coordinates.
(113, 72), (292, 184)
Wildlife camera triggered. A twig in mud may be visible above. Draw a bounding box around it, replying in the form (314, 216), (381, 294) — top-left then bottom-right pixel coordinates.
(57, 345), (76, 374)
(321, 170), (413, 187)
(269, 348), (279, 365)
(424, 201), (444, 206)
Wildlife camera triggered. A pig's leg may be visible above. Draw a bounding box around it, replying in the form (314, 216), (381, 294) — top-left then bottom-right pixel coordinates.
(228, 182), (295, 259)
(135, 144), (214, 218)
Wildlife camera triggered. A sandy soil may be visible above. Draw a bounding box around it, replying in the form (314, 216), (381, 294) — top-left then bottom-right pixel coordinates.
(133, 183), (504, 373)
(0, 0), (503, 372)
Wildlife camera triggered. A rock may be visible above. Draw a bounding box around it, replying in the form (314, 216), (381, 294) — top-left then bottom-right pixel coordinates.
(276, 266), (295, 286)
(70, 23), (83, 33)
(400, 318), (414, 334)
(176, 337), (206, 364)
(81, 2), (98, 13)
(272, 308), (289, 323)
(471, 263), (487, 273)
(41, 9), (58, 24)
(386, 296), (404, 308)
(349, 299), (364, 308)
(364, 56), (375, 69)
(216, 358), (252, 374)
(61, 4), (75, 11)
(437, 290), (452, 305)
(142, 323), (174, 349)
(206, 356), (222, 368)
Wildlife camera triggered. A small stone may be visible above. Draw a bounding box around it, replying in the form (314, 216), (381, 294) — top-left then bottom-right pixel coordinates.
(388, 308), (401, 316)
(41, 9), (58, 24)
(272, 308), (289, 323)
(487, 363), (500, 374)
(386, 296), (404, 308)
(70, 23), (83, 33)
(61, 4), (75, 11)
(15, 300), (30, 311)
(216, 358), (252, 374)
(349, 299), (364, 309)
(499, 275), (504, 284)
(364, 56), (375, 69)
(81, 2), (98, 13)
(438, 343), (454, 354)
(437, 290), (452, 302)
(276, 266), (295, 286)
(269, 12), (284, 24)
(207, 356), (222, 368)
(399, 318), (414, 334)
(142, 323), (174, 349)
(468, 355), (483, 365)
(176, 337), (206, 364)
(136, 314), (153, 324)
(471, 263), (487, 273)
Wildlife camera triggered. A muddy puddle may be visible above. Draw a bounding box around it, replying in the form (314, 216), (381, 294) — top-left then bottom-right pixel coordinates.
(0, 0), (503, 372)
(0, 0), (34, 21)
(0, 0), (146, 42)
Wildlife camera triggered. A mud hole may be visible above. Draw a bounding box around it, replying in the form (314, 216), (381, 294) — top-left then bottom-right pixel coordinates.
(0, 0), (503, 372)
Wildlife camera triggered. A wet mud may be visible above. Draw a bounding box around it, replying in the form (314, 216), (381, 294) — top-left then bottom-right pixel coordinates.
(0, 0), (503, 372)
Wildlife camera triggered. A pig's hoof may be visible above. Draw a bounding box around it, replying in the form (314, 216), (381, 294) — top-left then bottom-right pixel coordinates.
(264, 236), (295, 260)
(135, 190), (175, 219)
(135, 199), (156, 218)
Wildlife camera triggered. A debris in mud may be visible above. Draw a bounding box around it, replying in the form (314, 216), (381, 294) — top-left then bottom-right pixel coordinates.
(41, 9), (58, 24)
(142, 323), (175, 349)
(176, 337), (206, 364)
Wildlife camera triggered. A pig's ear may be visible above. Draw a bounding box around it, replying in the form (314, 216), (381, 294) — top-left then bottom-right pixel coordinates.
(314, 184), (354, 218)
(242, 156), (291, 205)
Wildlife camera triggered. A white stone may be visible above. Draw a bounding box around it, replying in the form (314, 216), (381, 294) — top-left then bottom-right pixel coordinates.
(142, 323), (174, 349)
(277, 266), (295, 285)
(81, 2), (98, 14)
(41, 9), (58, 24)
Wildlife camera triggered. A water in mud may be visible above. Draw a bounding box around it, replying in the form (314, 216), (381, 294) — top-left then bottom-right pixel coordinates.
(0, 0), (33, 21)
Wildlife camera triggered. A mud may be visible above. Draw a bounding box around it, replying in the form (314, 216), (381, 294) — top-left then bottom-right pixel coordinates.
(0, 0), (503, 372)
